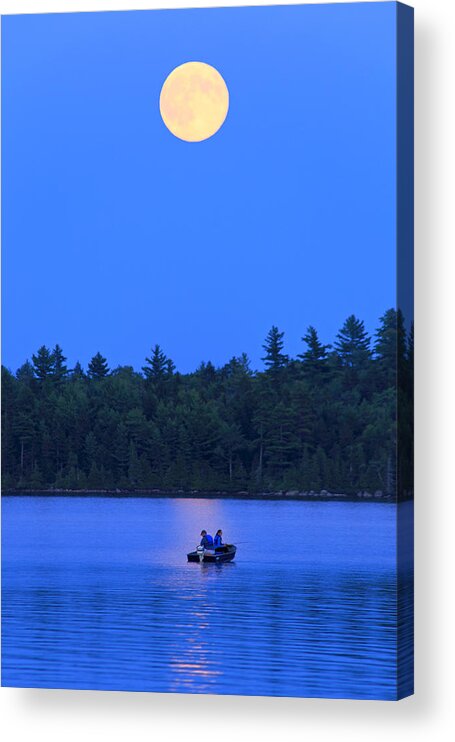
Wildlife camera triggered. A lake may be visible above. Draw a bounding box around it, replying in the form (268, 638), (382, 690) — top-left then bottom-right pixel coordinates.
(1, 496), (413, 699)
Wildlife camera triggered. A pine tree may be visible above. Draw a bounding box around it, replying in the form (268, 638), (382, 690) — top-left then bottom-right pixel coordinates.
(16, 361), (35, 384)
(84, 432), (98, 473)
(335, 316), (371, 368)
(262, 400), (300, 476)
(87, 461), (104, 489)
(52, 344), (68, 384)
(1, 368), (17, 482)
(32, 346), (54, 381)
(407, 321), (414, 373)
(2, 309), (407, 496)
(397, 309), (408, 389)
(262, 326), (288, 370)
(217, 421), (245, 483)
(128, 442), (141, 487)
(88, 352), (109, 379)
(71, 361), (86, 380)
(374, 309), (398, 389)
(195, 361), (218, 395)
(298, 326), (331, 377)
(398, 313), (413, 499)
(12, 410), (36, 480)
(139, 454), (155, 488)
(112, 422), (129, 480)
(334, 316), (372, 395)
(142, 345), (168, 380)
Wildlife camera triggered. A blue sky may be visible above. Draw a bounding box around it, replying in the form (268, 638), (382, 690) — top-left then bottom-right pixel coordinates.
(2, 3), (397, 373)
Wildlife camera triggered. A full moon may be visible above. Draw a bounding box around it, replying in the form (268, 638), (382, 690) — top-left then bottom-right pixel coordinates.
(159, 61), (229, 142)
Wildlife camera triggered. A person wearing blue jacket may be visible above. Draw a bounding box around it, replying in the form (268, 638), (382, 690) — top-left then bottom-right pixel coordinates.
(200, 530), (214, 549)
(214, 530), (224, 548)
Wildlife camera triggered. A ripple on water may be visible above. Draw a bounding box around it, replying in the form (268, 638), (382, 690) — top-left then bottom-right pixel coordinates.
(1, 496), (413, 698)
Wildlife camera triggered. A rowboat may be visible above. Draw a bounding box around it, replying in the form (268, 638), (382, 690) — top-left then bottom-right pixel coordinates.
(187, 544), (236, 563)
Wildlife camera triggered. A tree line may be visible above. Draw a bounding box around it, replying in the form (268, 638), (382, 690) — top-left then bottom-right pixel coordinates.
(1, 309), (413, 497)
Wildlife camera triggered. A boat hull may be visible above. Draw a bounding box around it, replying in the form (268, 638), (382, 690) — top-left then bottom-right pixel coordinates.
(187, 545), (236, 563)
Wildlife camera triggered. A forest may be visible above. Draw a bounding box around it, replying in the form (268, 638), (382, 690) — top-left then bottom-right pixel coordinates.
(1, 309), (413, 498)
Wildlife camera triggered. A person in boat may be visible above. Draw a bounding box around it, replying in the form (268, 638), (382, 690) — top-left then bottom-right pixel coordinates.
(214, 529), (224, 549)
(200, 530), (214, 549)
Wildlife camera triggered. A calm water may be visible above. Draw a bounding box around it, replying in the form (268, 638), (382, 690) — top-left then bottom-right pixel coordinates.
(1, 496), (413, 699)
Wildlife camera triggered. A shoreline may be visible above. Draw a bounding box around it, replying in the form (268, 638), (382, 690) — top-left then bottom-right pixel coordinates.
(1, 488), (407, 502)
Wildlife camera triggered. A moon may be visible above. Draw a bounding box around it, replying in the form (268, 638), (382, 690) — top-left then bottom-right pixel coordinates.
(159, 61), (229, 142)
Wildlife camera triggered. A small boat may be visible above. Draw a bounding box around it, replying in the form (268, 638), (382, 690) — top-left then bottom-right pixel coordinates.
(187, 544), (237, 564)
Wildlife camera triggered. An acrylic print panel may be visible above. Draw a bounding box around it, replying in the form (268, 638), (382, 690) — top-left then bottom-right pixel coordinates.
(1, 3), (414, 699)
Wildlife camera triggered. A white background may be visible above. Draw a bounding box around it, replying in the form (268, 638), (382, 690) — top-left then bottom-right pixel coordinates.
(1, 0), (454, 740)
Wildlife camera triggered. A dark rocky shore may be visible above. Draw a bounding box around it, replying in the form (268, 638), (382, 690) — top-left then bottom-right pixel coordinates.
(2, 488), (400, 502)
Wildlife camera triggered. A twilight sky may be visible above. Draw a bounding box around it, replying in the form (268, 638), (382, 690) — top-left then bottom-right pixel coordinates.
(2, 3), (397, 373)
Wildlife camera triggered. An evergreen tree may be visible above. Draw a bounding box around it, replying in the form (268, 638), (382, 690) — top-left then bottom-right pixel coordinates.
(84, 432), (98, 473)
(166, 358), (176, 376)
(335, 315), (371, 368)
(194, 361), (218, 397)
(298, 326), (331, 377)
(374, 309), (398, 388)
(87, 462), (104, 489)
(334, 315), (372, 395)
(12, 409), (36, 480)
(407, 321), (414, 374)
(52, 344), (69, 384)
(128, 442), (141, 487)
(71, 361), (86, 380)
(112, 422), (129, 481)
(262, 326), (288, 370)
(1, 307), (411, 498)
(398, 313), (413, 499)
(216, 421), (245, 483)
(16, 361), (35, 384)
(32, 346), (54, 381)
(397, 309), (408, 388)
(88, 352), (110, 379)
(1, 368), (17, 483)
(142, 345), (168, 380)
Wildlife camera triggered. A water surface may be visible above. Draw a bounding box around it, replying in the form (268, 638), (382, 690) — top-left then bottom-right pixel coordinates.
(2, 496), (413, 698)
